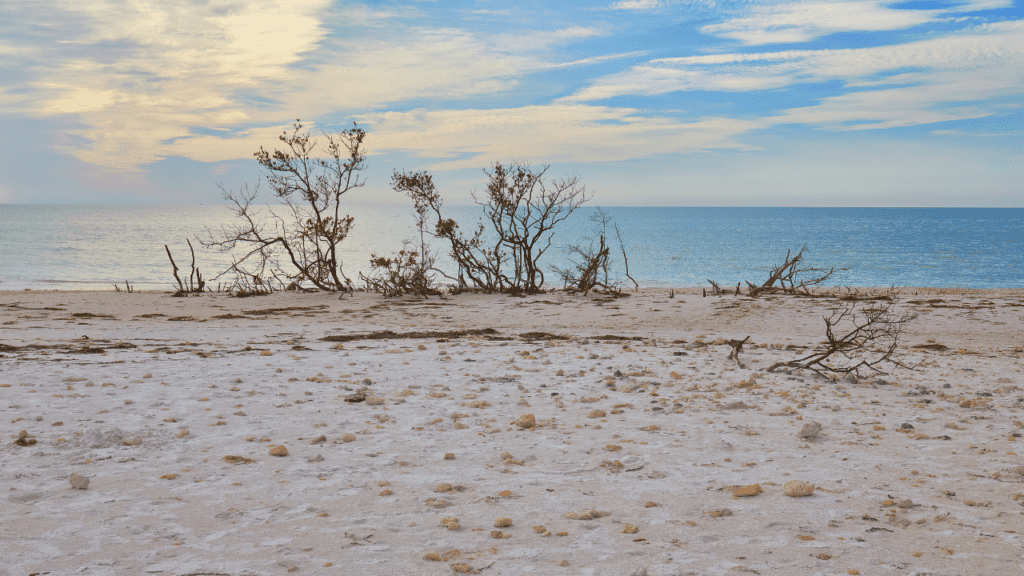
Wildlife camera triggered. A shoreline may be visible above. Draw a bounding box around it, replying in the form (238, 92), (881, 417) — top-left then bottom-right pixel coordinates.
(4, 285), (1023, 295)
(1, 288), (1022, 574)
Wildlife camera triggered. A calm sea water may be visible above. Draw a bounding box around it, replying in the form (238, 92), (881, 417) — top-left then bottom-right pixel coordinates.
(0, 205), (1021, 291)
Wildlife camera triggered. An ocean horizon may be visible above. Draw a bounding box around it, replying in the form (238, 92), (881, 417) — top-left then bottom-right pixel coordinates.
(1, 204), (1021, 292)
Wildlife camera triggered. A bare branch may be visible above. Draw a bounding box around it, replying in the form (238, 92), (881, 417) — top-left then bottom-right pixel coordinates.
(728, 336), (750, 369)
(768, 297), (918, 377)
(747, 246), (848, 297)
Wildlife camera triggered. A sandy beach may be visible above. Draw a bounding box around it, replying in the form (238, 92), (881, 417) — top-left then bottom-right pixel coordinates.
(1, 287), (1022, 576)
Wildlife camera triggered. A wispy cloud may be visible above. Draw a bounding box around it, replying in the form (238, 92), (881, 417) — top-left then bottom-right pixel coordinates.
(1, 0), (334, 171)
(360, 104), (764, 170)
(701, 1), (941, 45)
(609, 0), (667, 9)
(567, 21), (1024, 131)
(0, 1), (614, 171)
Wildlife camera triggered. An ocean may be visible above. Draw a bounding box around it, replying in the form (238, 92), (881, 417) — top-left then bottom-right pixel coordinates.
(0, 205), (1021, 291)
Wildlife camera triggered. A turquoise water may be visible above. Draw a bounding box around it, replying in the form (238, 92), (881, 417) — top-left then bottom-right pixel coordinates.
(0, 205), (1021, 291)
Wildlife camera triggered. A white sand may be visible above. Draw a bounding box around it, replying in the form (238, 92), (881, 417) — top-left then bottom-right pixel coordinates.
(1, 288), (1023, 575)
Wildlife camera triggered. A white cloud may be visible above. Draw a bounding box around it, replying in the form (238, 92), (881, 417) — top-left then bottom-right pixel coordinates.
(949, 0), (1014, 11)
(359, 105), (765, 170)
(610, 0), (666, 9)
(2, 0), (332, 171)
(702, 1), (939, 45)
(2, 0), (616, 171)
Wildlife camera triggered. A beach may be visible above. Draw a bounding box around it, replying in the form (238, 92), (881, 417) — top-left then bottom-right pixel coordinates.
(1, 287), (1022, 575)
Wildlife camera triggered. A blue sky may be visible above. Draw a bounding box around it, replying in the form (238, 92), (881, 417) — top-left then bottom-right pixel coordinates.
(1, 0), (1021, 206)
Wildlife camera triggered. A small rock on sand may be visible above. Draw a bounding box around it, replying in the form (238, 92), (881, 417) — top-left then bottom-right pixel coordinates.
(798, 421), (822, 439)
(310, 435), (326, 445)
(494, 517), (513, 527)
(14, 430), (36, 446)
(588, 409), (606, 418)
(365, 396), (384, 405)
(444, 452), (456, 460)
(732, 484), (763, 497)
(515, 414), (536, 428)
(269, 445), (288, 457)
(341, 433), (356, 442)
(69, 473), (89, 489)
(783, 480), (815, 497)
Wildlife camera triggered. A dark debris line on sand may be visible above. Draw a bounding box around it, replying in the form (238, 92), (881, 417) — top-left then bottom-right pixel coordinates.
(321, 328), (501, 342)
(320, 329), (655, 343)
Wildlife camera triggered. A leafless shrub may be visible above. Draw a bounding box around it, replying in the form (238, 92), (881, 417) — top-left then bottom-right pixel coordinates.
(392, 162), (589, 294)
(113, 281), (133, 293)
(165, 240), (205, 296)
(362, 167), (443, 298)
(553, 208), (635, 294)
(768, 297), (917, 377)
(201, 120), (365, 294)
(360, 243), (442, 298)
(747, 246), (847, 297)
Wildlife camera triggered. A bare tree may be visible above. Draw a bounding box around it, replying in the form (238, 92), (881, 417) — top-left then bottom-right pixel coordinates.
(201, 121), (366, 294)
(747, 246), (847, 297)
(768, 297), (917, 377)
(392, 162), (590, 294)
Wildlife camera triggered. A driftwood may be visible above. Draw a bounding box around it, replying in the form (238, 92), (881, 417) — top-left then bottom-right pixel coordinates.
(615, 223), (638, 292)
(768, 297), (917, 377)
(165, 239), (205, 296)
(727, 336), (750, 368)
(746, 246), (847, 297)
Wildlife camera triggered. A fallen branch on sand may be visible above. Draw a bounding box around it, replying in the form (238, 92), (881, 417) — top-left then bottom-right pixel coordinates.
(727, 336), (750, 368)
(768, 297), (917, 377)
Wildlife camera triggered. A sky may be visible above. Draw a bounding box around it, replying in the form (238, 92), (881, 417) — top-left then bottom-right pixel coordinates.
(0, 0), (1022, 206)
